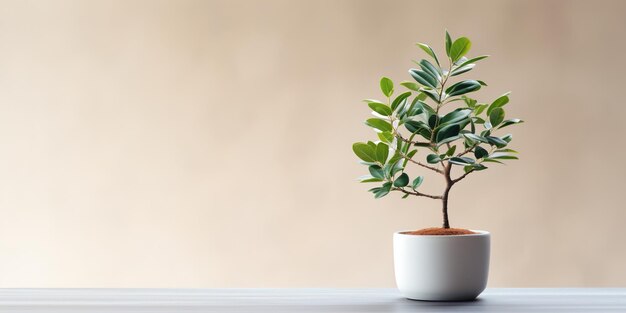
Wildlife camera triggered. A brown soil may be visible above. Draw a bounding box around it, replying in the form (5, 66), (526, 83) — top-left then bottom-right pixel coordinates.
(401, 227), (476, 236)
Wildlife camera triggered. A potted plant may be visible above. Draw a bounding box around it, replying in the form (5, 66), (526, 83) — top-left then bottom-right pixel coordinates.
(352, 31), (523, 301)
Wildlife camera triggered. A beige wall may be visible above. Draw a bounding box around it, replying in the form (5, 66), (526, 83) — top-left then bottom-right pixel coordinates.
(0, 0), (625, 287)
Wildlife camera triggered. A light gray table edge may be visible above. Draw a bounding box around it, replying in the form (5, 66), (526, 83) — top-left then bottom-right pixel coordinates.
(0, 288), (624, 312)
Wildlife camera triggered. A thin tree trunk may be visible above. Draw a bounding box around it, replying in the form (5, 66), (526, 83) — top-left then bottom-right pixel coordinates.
(442, 163), (453, 229)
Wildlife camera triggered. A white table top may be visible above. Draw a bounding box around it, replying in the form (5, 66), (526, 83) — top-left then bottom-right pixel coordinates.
(0, 288), (624, 312)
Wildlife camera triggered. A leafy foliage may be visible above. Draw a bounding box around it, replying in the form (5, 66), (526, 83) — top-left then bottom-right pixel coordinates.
(352, 31), (523, 227)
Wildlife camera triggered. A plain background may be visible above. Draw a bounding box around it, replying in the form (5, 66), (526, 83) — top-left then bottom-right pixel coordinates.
(0, 0), (625, 287)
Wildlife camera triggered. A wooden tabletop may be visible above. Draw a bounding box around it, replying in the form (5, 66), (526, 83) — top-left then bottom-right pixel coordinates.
(0, 288), (624, 312)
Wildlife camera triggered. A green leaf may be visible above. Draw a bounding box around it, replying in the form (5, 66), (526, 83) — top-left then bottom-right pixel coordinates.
(401, 97), (424, 117)
(376, 142), (389, 164)
(391, 91), (412, 111)
(365, 118), (393, 132)
(382, 163), (392, 177)
(369, 165), (385, 179)
(419, 59), (441, 81)
(420, 89), (440, 103)
(492, 93), (510, 106)
(487, 93), (510, 116)
(445, 30), (452, 57)
(501, 134), (513, 142)
(405, 148), (417, 158)
(450, 64), (475, 76)
(368, 102), (392, 116)
(414, 142), (432, 147)
(374, 182), (392, 198)
(428, 114), (439, 129)
(449, 156), (475, 166)
(438, 135), (461, 146)
(352, 143), (377, 162)
(473, 117), (486, 124)
(402, 149), (418, 167)
(398, 140), (407, 153)
(360, 178), (384, 183)
(377, 131), (394, 143)
(393, 173), (409, 187)
(463, 96), (477, 107)
(405, 117), (430, 130)
(486, 136), (508, 148)
(466, 163), (487, 172)
(489, 152), (519, 160)
(367, 141), (377, 150)
(489, 108), (505, 127)
(454, 55), (489, 70)
(498, 118), (524, 129)
(404, 121), (431, 140)
(446, 80), (481, 97)
(436, 124), (461, 143)
(390, 160), (404, 176)
(474, 146), (488, 159)
(417, 100), (436, 116)
(449, 37), (471, 62)
(412, 176), (424, 189)
(494, 156), (518, 160)
(427, 154), (441, 164)
(388, 154), (402, 169)
(482, 158), (504, 164)
(474, 163), (488, 170)
(400, 81), (421, 91)
(474, 104), (488, 116)
(446, 145), (457, 156)
(409, 69), (438, 88)
(416, 43), (440, 66)
(495, 148), (518, 153)
(454, 56), (468, 66)
(463, 133), (489, 143)
(439, 109), (471, 126)
(380, 77), (394, 97)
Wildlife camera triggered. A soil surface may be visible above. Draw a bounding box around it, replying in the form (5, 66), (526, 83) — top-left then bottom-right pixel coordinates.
(401, 227), (476, 236)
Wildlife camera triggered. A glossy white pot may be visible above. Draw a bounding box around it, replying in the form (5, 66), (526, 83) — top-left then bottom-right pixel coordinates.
(393, 230), (490, 301)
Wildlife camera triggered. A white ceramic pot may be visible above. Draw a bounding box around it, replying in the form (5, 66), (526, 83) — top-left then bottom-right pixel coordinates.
(393, 230), (490, 301)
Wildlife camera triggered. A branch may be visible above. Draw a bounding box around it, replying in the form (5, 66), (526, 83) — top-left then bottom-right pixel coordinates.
(405, 157), (444, 174)
(452, 169), (474, 184)
(397, 133), (433, 148)
(395, 134), (443, 174)
(457, 143), (477, 157)
(394, 188), (442, 200)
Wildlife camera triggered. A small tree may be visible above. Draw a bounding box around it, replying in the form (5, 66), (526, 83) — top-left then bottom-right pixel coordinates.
(352, 31), (523, 229)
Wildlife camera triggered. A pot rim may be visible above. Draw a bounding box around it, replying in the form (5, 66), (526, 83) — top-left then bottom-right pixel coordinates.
(394, 229), (490, 237)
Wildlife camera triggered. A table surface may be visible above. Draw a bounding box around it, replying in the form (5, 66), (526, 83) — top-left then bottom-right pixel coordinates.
(0, 288), (624, 313)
